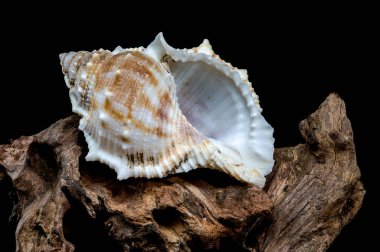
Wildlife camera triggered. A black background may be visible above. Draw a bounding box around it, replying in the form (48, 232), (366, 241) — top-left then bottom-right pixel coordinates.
(0, 4), (375, 251)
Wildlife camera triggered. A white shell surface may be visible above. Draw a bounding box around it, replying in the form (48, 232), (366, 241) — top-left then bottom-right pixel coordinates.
(60, 33), (274, 187)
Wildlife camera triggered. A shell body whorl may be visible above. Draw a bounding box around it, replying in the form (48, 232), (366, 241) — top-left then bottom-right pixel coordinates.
(60, 33), (274, 187)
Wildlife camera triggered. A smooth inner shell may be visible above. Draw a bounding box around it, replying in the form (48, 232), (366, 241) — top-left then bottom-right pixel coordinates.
(170, 61), (252, 166)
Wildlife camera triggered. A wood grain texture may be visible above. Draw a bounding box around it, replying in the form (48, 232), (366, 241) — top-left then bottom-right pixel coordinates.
(0, 93), (364, 251)
(260, 93), (365, 251)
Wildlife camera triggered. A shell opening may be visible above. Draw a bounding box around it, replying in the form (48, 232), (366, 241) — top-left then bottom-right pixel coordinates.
(169, 61), (258, 168)
(166, 61), (273, 179)
(171, 61), (247, 144)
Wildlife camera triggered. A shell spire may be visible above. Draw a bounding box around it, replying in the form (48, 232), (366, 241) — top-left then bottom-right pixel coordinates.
(60, 33), (274, 187)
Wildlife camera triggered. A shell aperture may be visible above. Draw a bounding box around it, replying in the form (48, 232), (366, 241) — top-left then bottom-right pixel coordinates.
(60, 33), (274, 187)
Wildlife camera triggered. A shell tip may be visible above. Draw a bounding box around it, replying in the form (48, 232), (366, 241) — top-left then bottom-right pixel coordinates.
(112, 46), (125, 55)
(144, 32), (167, 61)
(59, 53), (68, 66)
(197, 39), (214, 55)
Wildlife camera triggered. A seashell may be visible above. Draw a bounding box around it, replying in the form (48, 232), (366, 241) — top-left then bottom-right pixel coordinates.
(59, 33), (274, 187)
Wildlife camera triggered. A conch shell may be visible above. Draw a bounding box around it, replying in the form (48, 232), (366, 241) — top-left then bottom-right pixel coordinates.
(60, 33), (274, 187)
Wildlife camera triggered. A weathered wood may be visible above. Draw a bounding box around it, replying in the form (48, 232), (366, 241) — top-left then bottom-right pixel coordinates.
(260, 93), (365, 251)
(0, 93), (364, 251)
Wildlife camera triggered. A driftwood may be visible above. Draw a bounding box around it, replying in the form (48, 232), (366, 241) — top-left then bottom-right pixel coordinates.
(0, 93), (364, 251)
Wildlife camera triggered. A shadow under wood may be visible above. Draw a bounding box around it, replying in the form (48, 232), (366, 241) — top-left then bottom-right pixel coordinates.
(62, 191), (123, 252)
(152, 206), (182, 228)
(175, 168), (246, 188)
(26, 142), (60, 185)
